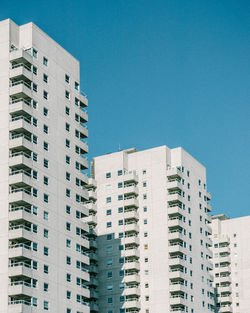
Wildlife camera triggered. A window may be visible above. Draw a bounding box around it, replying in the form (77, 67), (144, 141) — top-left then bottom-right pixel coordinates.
(66, 290), (71, 299)
(106, 197), (111, 203)
(75, 82), (79, 91)
(43, 73), (48, 83)
(44, 229), (49, 238)
(33, 66), (37, 75)
(143, 194), (147, 200)
(44, 194), (49, 203)
(118, 220), (123, 226)
(65, 106), (70, 115)
(33, 171), (38, 179)
(65, 90), (70, 99)
(66, 155), (70, 164)
(143, 181), (147, 187)
(33, 152), (37, 162)
(106, 246), (112, 253)
(44, 211), (48, 220)
(66, 139), (70, 148)
(33, 188), (38, 197)
(144, 207), (147, 212)
(106, 172), (111, 178)
(44, 301), (49, 310)
(118, 170), (123, 176)
(33, 206), (38, 215)
(66, 222), (71, 231)
(33, 83), (37, 92)
(107, 297), (113, 304)
(143, 169), (147, 174)
(43, 158), (49, 168)
(44, 264), (49, 274)
(187, 170), (190, 177)
(107, 234), (113, 240)
(107, 222), (112, 228)
(65, 123), (70, 132)
(43, 107), (48, 116)
(118, 182), (123, 188)
(66, 205), (71, 214)
(66, 256), (71, 265)
(66, 172), (71, 181)
(43, 141), (49, 151)
(43, 90), (48, 100)
(33, 135), (37, 144)
(66, 273), (71, 282)
(43, 124), (49, 134)
(118, 195), (123, 200)
(43, 57), (48, 66)
(33, 118), (37, 127)
(144, 219), (147, 225)
(33, 242), (37, 251)
(106, 209), (112, 215)
(44, 176), (48, 185)
(118, 207), (123, 213)
(76, 210), (80, 219)
(44, 246), (49, 256)
(32, 48), (38, 58)
(66, 239), (71, 248)
(65, 74), (70, 83)
(107, 271), (112, 278)
(44, 283), (48, 291)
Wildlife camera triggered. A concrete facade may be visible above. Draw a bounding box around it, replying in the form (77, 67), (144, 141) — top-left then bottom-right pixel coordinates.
(0, 19), (90, 313)
(212, 215), (250, 313)
(92, 146), (214, 313)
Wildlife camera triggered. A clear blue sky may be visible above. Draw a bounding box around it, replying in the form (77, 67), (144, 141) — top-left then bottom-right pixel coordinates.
(1, 0), (249, 218)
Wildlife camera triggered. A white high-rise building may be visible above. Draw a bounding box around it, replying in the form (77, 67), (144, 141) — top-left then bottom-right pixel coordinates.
(0, 19), (90, 313)
(212, 215), (250, 313)
(91, 146), (214, 313)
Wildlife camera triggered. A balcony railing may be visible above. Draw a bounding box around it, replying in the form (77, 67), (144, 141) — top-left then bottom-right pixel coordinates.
(11, 115), (31, 124)
(11, 63), (31, 71)
(9, 262), (31, 269)
(10, 133), (31, 142)
(10, 98), (31, 106)
(10, 80), (31, 89)
(10, 169), (31, 177)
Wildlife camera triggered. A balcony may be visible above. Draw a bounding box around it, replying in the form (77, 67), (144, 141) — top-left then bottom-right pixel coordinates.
(9, 225), (33, 241)
(122, 249), (139, 258)
(85, 202), (97, 213)
(10, 63), (32, 81)
(168, 231), (182, 241)
(9, 152), (32, 168)
(215, 276), (231, 284)
(10, 116), (32, 134)
(217, 286), (232, 294)
(9, 207), (32, 223)
(122, 261), (140, 271)
(169, 284), (186, 293)
(123, 274), (140, 284)
(89, 302), (98, 312)
(8, 262), (33, 278)
(8, 244), (32, 260)
(9, 98), (32, 115)
(123, 172), (138, 184)
(88, 190), (97, 201)
(90, 289), (98, 299)
(124, 210), (139, 221)
(79, 107), (88, 123)
(219, 296), (232, 304)
(167, 206), (183, 217)
(10, 49), (33, 64)
(80, 140), (88, 154)
(122, 299), (140, 309)
(124, 185), (139, 196)
(166, 180), (183, 190)
(169, 296), (185, 306)
(124, 197), (139, 208)
(215, 266), (231, 275)
(124, 223), (139, 233)
(168, 219), (184, 229)
(89, 240), (97, 249)
(218, 306), (233, 313)
(218, 256), (231, 265)
(168, 258), (185, 267)
(9, 81), (32, 99)
(122, 287), (140, 296)
(9, 134), (32, 151)
(167, 194), (183, 204)
(9, 189), (32, 206)
(218, 246), (230, 255)
(123, 236), (139, 246)
(84, 215), (97, 226)
(168, 271), (185, 280)
(8, 281), (33, 297)
(168, 245), (185, 254)
(166, 167), (182, 180)
(8, 300), (32, 313)
(206, 191), (212, 201)
(9, 170), (32, 187)
(89, 265), (98, 274)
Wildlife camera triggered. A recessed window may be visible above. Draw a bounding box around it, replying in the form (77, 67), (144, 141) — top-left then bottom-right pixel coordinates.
(106, 209), (112, 215)
(44, 246), (49, 256)
(65, 106), (70, 115)
(66, 205), (71, 214)
(66, 155), (70, 164)
(65, 123), (70, 131)
(44, 229), (49, 238)
(106, 197), (111, 203)
(43, 107), (48, 116)
(66, 188), (71, 197)
(43, 73), (48, 83)
(65, 74), (70, 83)
(33, 83), (37, 92)
(43, 300), (49, 310)
(65, 90), (70, 99)
(44, 264), (49, 274)
(66, 290), (71, 299)
(33, 49), (38, 58)
(44, 283), (48, 292)
(66, 139), (70, 148)
(118, 170), (123, 176)
(43, 141), (49, 151)
(43, 211), (48, 220)
(106, 172), (111, 178)
(107, 222), (112, 228)
(33, 135), (37, 144)
(66, 172), (71, 181)
(66, 256), (71, 265)
(44, 159), (49, 168)
(66, 273), (71, 282)
(75, 82), (79, 91)
(118, 182), (123, 188)
(43, 124), (48, 134)
(66, 239), (71, 248)
(43, 57), (48, 66)
(66, 222), (71, 231)
(44, 193), (49, 203)
(43, 90), (48, 100)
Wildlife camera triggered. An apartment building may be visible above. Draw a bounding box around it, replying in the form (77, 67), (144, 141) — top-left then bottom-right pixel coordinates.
(91, 146), (214, 313)
(0, 19), (90, 312)
(212, 215), (250, 313)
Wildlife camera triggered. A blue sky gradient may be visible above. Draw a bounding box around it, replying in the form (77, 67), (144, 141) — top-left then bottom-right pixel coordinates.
(1, 0), (249, 218)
